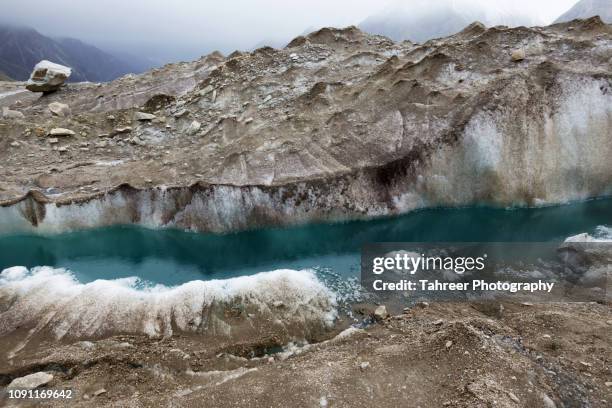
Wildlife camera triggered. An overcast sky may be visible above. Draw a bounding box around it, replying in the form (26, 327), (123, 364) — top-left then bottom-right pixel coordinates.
(0, 0), (579, 64)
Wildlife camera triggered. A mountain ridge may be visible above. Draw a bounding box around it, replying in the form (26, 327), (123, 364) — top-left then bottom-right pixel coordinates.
(554, 0), (612, 23)
(0, 24), (147, 82)
(359, 0), (540, 43)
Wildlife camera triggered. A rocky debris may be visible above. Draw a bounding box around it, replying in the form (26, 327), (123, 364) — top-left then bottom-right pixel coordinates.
(1, 107), (24, 119)
(134, 111), (156, 121)
(0, 301), (608, 407)
(48, 102), (71, 117)
(511, 49), (526, 61)
(373, 305), (389, 320)
(7, 372), (54, 389)
(0, 19), (611, 233)
(48, 128), (76, 137)
(25, 60), (72, 93)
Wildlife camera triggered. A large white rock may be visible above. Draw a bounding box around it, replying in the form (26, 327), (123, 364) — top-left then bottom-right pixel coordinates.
(48, 128), (76, 137)
(26, 60), (72, 93)
(48, 102), (71, 117)
(7, 372), (54, 389)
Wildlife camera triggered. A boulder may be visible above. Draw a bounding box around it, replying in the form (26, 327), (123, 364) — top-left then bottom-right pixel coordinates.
(187, 120), (201, 135)
(135, 112), (156, 121)
(48, 128), (76, 137)
(7, 372), (54, 389)
(373, 305), (388, 320)
(48, 102), (71, 117)
(113, 126), (132, 135)
(2, 107), (24, 119)
(26, 60), (72, 93)
(511, 49), (526, 62)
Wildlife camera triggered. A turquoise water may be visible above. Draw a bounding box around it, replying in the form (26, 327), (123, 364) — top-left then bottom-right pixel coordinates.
(0, 198), (610, 285)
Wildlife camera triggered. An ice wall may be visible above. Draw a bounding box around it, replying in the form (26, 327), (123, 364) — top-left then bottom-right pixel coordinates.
(0, 76), (610, 234)
(0, 267), (337, 357)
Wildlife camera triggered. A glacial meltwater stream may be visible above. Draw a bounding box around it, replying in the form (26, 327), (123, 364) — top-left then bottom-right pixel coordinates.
(0, 198), (611, 287)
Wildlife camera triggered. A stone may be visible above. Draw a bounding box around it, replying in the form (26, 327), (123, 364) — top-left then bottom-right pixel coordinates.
(7, 372), (53, 389)
(445, 340), (453, 349)
(174, 109), (189, 118)
(541, 394), (556, 408)
(135, 112), (156, 121)
(26, 60), (71, 93)
(48, 102), (71, 117)
(373, 305), (388, 320)
(76, 340), (95, 350)
(93, 388), (107, 397)
(113, 127), (132, 135)
(49, 128), (76, 137)
(511, 49), (526, 62)
(433, 319), (444, 325)
(2, 107), (24, 119)
(605, 382), (612, 387)
(187, 120), (201, 135)
(10, 141), (20, 147)
(199, 85), (214, 96)
(508, 392), (520, 403)
(48, 138), (59, 144)
(359, 361), (370, 370)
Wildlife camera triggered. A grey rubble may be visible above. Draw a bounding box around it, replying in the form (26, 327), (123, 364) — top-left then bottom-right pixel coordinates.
(0, 18), (611, 233)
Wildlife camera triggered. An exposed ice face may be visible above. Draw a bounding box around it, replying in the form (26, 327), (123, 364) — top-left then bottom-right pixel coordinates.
(0, 267), (337, 358)
(0, 75), (610, 235)
(422, 75), (612, 206)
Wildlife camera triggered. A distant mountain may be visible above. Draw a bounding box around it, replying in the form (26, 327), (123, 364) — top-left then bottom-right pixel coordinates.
(359, 0), (541, 43)
(554, 0), (612, 23)
(0, 24), (147, 82)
